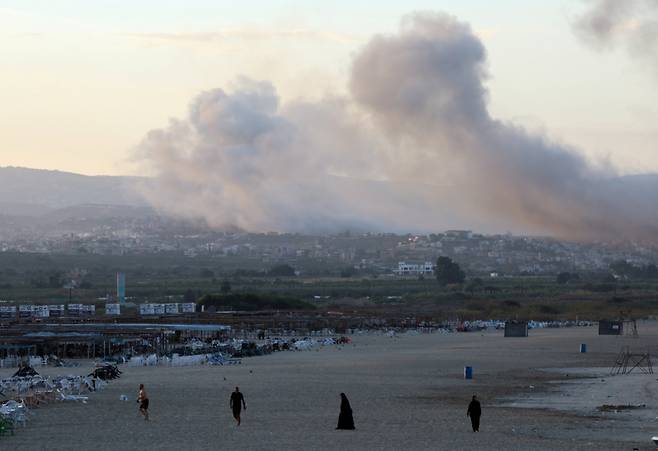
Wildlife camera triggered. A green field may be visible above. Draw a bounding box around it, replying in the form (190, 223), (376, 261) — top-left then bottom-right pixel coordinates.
(0, 252), (657, 321)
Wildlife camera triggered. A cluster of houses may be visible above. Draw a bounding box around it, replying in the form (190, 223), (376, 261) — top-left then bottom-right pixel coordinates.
(3, 225), (658, 277)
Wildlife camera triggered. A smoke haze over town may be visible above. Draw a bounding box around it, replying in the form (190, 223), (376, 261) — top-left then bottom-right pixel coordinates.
(2, 2), (658, 241)
(133, 13), (658, 241)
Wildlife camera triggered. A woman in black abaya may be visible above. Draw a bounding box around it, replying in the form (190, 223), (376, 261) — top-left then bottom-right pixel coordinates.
(336, 393), (355, 430)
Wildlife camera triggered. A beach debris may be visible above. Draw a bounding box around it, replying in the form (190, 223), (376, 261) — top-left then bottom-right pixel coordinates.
(57, 389), (88, 403)
(597, 404), (646, 412)
(185, 339), (207, 351)
(1, 364), (120, 439)
(128, 354), (159, 367)
(208, 354), (241, 366)
(12, 366), (39, 378)
(89, 363), (122, 380)
(0, 399), (28, 432)
(48, 355), (79, 368)
(120, 395), (129, 401)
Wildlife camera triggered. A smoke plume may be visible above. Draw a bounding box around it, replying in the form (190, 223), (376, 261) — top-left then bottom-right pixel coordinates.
(574, 0), (658, 62)
(137, 12), (658, 241)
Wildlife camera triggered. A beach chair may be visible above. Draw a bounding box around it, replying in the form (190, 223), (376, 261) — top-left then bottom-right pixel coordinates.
(57, 390), (88, 403)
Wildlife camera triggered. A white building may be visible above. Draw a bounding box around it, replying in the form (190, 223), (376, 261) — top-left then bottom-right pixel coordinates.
(395, 261), (434, 275)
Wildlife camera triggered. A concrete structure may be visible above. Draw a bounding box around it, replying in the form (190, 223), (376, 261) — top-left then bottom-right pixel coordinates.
(445, 230), (473, 239)
(105, 303), (121, 315)
(599, 320), (623, 335)
(504, 320), (528, 337)
(395, 261), (434, 276)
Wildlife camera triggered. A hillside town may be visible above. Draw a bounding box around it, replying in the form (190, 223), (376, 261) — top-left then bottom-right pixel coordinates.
(1, 216), (657, 276)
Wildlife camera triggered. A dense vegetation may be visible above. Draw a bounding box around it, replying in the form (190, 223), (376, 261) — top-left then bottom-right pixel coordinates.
(435, 256), (466, 285)
(0, 252), (657, 320)
(197, 293), (315, 311)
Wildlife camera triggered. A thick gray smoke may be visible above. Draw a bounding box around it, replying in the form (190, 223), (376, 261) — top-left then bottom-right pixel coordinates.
(574, 0), (658, 62)
(137, 12), (658, 241)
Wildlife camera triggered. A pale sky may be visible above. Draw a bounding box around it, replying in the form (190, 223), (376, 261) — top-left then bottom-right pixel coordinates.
(1, 0), (657, 176)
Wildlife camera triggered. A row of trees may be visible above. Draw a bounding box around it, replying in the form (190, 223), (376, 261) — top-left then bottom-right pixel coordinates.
(440, 258), (658, 287)
(197, 293), (315, 311)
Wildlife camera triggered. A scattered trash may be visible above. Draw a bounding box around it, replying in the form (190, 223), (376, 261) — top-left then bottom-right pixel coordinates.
(208, 354), (241, 366)
(48, 355), (79, 368)
(2, 366), (115, 436)
(597, 404), (646, 412)
(12, 366), (39, 378)
(89, 363), (121, 380)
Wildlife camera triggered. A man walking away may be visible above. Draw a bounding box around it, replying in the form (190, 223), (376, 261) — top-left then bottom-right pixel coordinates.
(467, 395), (481, 432)
(230, 387), (246, 426)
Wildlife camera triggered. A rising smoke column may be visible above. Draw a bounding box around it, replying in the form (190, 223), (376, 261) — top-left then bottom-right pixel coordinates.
(137, 12), (658, 240)
(573, 0), (658, 63)
(348, 12), (656, 240)
(135, 78), (416, 232)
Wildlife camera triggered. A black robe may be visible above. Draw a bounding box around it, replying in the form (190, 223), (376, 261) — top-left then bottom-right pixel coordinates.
(336, 394), (355, 430)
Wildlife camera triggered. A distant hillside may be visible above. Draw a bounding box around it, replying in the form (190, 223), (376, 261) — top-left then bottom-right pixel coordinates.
(0, 167), (147, 209)
(41, 203), (156, 222)
(1, 166), (657, 236)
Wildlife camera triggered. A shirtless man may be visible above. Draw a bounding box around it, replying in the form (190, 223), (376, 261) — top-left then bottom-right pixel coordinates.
(230, 387), (246, 426)
(137, 384), (149, 421)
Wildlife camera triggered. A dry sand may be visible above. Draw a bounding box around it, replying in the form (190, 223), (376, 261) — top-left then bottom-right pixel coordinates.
(2, 323), (658, 450)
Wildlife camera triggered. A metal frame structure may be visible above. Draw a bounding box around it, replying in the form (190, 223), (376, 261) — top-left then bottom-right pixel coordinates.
(610, 346), (653, 375)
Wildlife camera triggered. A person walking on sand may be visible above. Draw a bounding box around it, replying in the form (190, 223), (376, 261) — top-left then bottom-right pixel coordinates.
(336, 393), (355, 430)
(230, 387), (246, 426)
(137, 384), (149, 421)
(467, 395), (481, 432)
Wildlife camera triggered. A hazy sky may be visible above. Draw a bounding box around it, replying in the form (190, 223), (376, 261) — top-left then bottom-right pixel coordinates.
(1, 0), (657, 176)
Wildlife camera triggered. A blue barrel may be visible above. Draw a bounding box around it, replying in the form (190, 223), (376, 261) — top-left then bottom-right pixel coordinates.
(580, 343), (587, 353)
(464, 366), (473, 379)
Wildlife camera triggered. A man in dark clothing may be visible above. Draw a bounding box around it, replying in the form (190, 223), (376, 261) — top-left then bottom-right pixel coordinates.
(230, 387), (246, 426)
(467, 395), (481, 432)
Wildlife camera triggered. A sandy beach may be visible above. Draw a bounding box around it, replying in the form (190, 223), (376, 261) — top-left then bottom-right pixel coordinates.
(2, 324), (658, 450)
